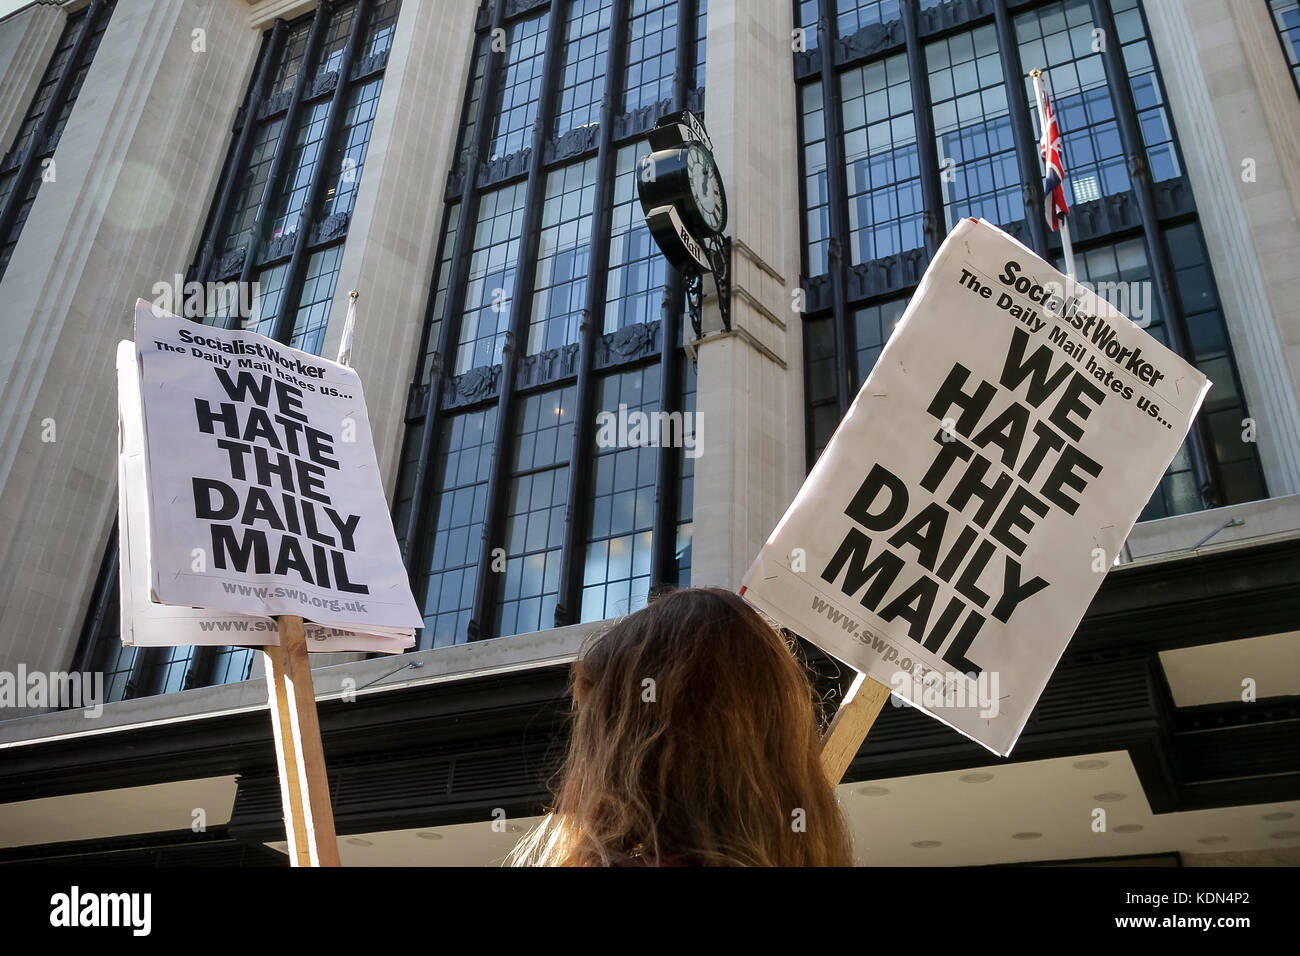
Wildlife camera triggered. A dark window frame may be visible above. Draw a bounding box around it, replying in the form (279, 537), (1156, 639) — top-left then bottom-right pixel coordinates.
(0, 0), (116, 280)
(76, 0), (404, 702)
(400, 0), (705, 649)
(794, 0), (1266, 517)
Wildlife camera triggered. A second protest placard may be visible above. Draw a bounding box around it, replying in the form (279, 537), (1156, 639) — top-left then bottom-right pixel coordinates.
(741, 218), (1209, 756)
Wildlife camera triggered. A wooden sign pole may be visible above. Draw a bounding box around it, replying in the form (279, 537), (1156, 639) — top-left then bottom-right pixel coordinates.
(820, 671), (893, 785)
(262, 615), (341, 867)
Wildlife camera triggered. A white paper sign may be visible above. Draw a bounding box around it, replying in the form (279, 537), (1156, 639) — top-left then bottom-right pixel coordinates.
(741, 219), (1210, 756)
(126, 299), (421, 643)
(117, 342), (411, 653)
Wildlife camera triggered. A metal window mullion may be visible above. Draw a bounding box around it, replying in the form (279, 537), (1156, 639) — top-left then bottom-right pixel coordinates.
(272, 0), (373, 344)
(649, 0), (696, 588)
(1088, 0), (1217, 508)
(818, 0), (855, 410)
(233, 1), (333, 329)
(0, 0), (106, 251)
(556, 0), (633, 624)
(993, 0), (1048, 259)
(400, 2), (512, 595)
(194, 20), (288, 285)
(467, 5), (569, 641)
(900, 0), (943, 262)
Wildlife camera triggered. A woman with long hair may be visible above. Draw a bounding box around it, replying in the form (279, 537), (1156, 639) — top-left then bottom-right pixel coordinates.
(507, 586), (854, 866)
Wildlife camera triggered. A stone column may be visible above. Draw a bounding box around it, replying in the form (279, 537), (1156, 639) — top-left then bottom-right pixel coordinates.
(691, 0), (808, 590)
(1143, 0), (1300, 497)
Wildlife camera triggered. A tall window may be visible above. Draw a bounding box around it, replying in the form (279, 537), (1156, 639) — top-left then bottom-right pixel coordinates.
(454, 180), (528, 373)
(928, 24), (1019, 230)
(1015, 0), (1178, 204)
(0, 1), (115, 279)
(489, 11), (550, 160)
(418, 407), (497, 648)
(196, 0), (399, 341)
(78, 0), (403, 702)
(623, 0), (679, 112)
(528, 158), (598, 353)
(793, 0), (1265, 521)
(497, 387), (576, 637)
(554, 0), (613, 137)
(605, 145), (670, 332)
(799, 82), (831, 276)
(400, 0), (704, 649)
(582, 365), (661, 622)
(842, 53), (922, 262)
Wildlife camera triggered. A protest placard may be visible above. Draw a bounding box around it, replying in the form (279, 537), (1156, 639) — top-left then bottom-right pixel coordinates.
(741, 218), (1210, 756)
(120, 299), (420, 650)
(116, 341), (412, 653)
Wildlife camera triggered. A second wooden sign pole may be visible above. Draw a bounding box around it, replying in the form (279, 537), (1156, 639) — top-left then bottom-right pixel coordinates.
(820, 672), (892, 785)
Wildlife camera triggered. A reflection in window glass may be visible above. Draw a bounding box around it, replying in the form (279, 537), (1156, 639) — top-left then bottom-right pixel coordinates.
(605, 146), (669, 332)
(245, 263), (290, 338)
(554, 0), (612, 138)
(273, 21), (312, 94)
(842, 53), (922, 263)
(529, 159), (597, 354)
(1164, 224), (1266, 508)
(455, 182), (528, 373)
(928, 24), (1020, 231)
(799, 82), (830, 277)
(220, 118), (285, 259)
(363, 0), (402, 59)
(837, 0), (901, 38)
(1016, 0), (1179, 207)
(419, 408), (497, 648)
(498, 387), (577, 637)
(458, 35), (490, 157)
(418, 203), (461, 386)
(693, 0), (708, 89)
(853, 297), (908, 386)
(582, 367), (660, 622)
(796, 0), (818, 52)
(289, 245), (345, 355)
(269, 100), (332, 240)
(489, 12), (549, 160)
(622, 0), (678, 113)
(319, 78), (383, 220)
(316, 1), (359, 79)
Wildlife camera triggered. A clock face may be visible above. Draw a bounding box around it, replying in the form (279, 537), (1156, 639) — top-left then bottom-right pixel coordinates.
(685, 143), (726, 235)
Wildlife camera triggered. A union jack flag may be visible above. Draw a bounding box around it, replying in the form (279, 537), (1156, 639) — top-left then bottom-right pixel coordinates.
(1039, 88), (1070, 232)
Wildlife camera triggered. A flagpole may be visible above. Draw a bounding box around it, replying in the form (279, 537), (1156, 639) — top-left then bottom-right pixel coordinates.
(1058, 211), (1077, 281)
(1030, 68), (1077, 280)
(337, 289), (358, 367)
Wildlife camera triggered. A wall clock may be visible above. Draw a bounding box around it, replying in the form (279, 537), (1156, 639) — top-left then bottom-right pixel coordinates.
(636, 109), (732, 337)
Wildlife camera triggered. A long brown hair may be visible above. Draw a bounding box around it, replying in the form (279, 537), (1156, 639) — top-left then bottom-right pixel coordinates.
(507, 587), (853, 866)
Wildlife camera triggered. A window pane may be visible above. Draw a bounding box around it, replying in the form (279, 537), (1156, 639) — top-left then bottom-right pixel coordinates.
(605, 146), (669, 332)
(582, 368), (660, 622)
(554, 0), (613, 138)
(529, 158), (598, 354)
(488, 11), (549, 160)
